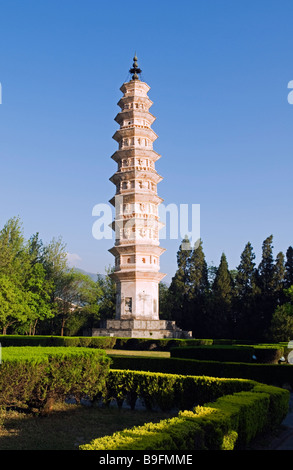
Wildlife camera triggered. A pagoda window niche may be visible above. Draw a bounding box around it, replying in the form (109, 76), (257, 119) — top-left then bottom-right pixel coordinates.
(125, 297), (132, 314)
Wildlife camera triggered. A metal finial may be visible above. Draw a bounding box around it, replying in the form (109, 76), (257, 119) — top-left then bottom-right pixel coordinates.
(129, 53), (142, 80)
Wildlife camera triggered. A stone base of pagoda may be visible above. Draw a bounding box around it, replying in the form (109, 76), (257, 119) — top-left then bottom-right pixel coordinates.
(91, 318), (192, 339)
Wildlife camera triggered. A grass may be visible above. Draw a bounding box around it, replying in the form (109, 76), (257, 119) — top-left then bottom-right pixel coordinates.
(106, 349), (170, 358)
(0, 402), (174, 450)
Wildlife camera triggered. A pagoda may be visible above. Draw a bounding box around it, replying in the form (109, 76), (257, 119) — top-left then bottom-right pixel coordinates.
(92, 56), (192, 339)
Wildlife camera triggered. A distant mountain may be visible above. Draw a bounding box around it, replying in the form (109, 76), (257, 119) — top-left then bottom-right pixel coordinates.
(72, 267), (105, 282)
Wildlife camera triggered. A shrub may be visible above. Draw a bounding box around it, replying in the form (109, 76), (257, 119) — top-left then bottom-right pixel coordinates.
(103, 369), (255, 412)
(0, 347), (111, 410)
(170, 345), (284, 364)
(80, 382), (289, 451)
(109, 355), (293, 388)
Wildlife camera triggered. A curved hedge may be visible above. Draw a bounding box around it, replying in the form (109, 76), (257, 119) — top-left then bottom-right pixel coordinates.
(103, 369), (255, 412)
(170, 345), (284, 364)
(110, 355), (293, 388)
(80, 381), (289, 451)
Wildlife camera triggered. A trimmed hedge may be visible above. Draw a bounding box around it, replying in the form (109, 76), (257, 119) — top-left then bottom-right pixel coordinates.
(170, 345), (284, 364)
(80, 381), (289, 450)
(0, 347), (111, 410)
(0, 335), (117, 349)
(102, 369), (255, 411)
(109, 355), (293, 388)
(0, 335), (212, 350)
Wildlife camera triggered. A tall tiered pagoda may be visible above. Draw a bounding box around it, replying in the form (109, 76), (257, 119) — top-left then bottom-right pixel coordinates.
(93, 56), (191, 339)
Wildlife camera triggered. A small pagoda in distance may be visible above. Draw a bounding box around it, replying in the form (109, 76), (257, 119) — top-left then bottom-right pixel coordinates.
(92, 55), (192, 339)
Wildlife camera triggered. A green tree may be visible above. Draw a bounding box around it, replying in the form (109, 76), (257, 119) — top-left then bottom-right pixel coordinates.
(23, 263), (54, 335)
(211, 253), (233, 337)
(0, 217), (30, 285)
(257, 235), (275, 295)
(168, 236), (192, 329)
(95, 266), (116, 323)
(274, 251), (286, 304)
(255, 235), (277, 338)
(285, 246), (293, 289)
(158, 282), (171, 320)
(187, 240), (210, 335)
(0, 274), (30, 334)
(234, 242), (258, 338)
(55, 270), (102, 336)
(270, 286), (293, 342)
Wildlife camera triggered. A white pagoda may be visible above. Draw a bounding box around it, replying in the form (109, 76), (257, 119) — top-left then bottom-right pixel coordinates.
(93, 56), (191, 339)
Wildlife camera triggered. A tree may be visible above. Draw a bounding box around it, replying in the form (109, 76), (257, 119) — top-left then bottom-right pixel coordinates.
(233, 242), (258, 338)
(167, 236), (192, 329)
(23, 263), (54, 335)
(0, 217), (30, 285)
(187, 240), (210, 335)
(257, 235), (275, 296)
(211, 253), (234, 337)
(285, 246), (293, 289)
(95, 266), (116, 323)
(55, 270), (102, 336)
(0, 274), (30, 334)
(158, 282), (171, 320)
(255, 235), (277, 338)
(274, 251), (286, 304)
(235, 242), (256, 298)
(42, 236), (68, 292)
(270, 286), (293, 342)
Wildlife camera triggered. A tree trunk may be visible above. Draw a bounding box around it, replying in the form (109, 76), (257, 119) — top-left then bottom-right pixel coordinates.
(60, 315), (66, 336)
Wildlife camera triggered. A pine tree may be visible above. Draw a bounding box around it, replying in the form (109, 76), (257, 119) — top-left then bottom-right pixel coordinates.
(257, 235), (275, 295)
(285, 246), (293, 288)
(234, 242), (258, 338)
(168, 236), (192, 329)
(187, 240), (210, 335)
(235, 242), (256, 298)
(256, 235), (277, 338)
(274, 251), (285, 303)
(211, 253), (233, 337)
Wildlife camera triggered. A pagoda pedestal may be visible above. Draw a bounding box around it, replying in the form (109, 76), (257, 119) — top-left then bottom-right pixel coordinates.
(92, 319), (192, 339)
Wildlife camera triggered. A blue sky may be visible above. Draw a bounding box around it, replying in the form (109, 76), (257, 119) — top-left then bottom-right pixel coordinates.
(0, 0), (292, 283)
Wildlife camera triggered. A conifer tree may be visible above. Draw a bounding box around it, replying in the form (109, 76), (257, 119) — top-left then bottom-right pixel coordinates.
(234, 242), (258, 338)
(235, 242), (256, 297)
(168, 236), (192, 329)
(257, 235), (275, 295)
(274, 251), (285, 303)
(211, 253), (233, 337)
(187, 240), (210, 335)
(285, 246), (293, 288)
(256, 235), (277, 338)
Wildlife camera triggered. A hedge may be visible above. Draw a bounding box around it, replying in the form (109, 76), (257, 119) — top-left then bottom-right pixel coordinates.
(102, 369), (255, 412)
(0, 347), (111, 410)
(109, 355), (293, 388)
(0, 335), (212, 350)
(80, 382), (289, 451)
(0, 335), (117, 349)
(170, 345), (284, 364)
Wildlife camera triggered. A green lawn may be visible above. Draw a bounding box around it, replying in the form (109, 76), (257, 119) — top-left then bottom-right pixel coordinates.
(106, 349), (170, 358)
(0, 402), (174, 450)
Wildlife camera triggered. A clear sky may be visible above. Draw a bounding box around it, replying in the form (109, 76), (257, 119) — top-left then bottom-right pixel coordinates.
(0, 0), (292, 283)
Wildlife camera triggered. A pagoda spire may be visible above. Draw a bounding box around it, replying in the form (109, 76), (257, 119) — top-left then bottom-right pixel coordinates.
(129, 53), (142, 80)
